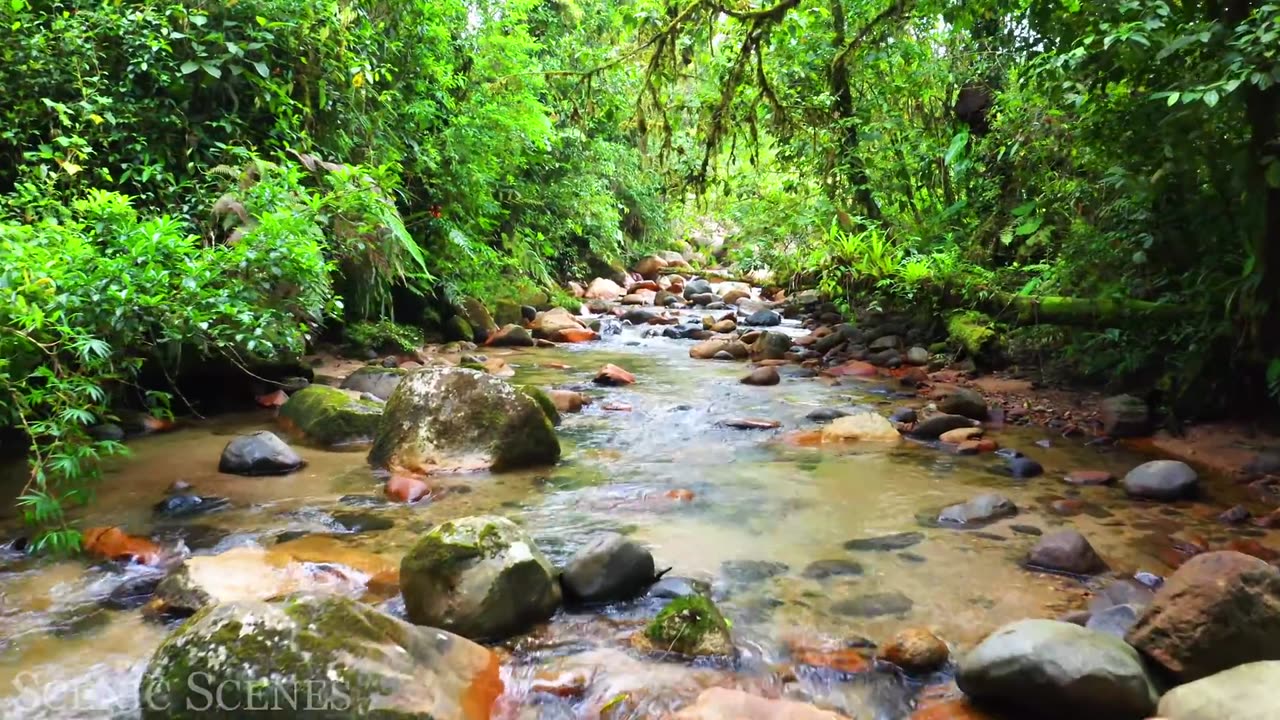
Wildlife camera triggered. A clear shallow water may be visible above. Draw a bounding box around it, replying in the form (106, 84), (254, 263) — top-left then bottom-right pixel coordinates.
(0, 311), (1273, 719)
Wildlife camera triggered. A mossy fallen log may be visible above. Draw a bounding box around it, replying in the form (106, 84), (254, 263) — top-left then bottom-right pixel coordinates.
(988, 294), (1183, 327)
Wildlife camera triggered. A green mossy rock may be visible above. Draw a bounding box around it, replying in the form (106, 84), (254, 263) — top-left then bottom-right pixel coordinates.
(278, 385), (383, 448)
(947, 310), (1005, 363)
(139, 594), (500, 720)
(367, 368), (560, 472)
(446, 315), (473, 342)
(519, 385), (562, 427)
(640, 594), (734, 658)
(454, 297), (497, 343)
(493, 300), (523, 327)
(400, 516), (560, 641)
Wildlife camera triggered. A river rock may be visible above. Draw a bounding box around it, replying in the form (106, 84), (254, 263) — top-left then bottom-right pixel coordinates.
(278, 385), (383, 447)
(647, 576), (710, 600)
(456, 296), (498, 343)
(1086, 603), (1143, 638)
(531, 307), (588, 339)
(889, 407), (918, 424)
(672, 688), (845, 720)
(683, 279), (714, 299)
(547, 390), (586, 413)
(634, 255), (668, 279)
(1156, 661), (1280, 720)
(939, 427), (983, 444)
(844, 532), (925, 552)
(721, 288), (751, 305)
(910, 413), (978, 439)
(339, 366), (406, 401)
(586, 277), (624, 301)
(869, 335), (901, 351)
(638, 594), (733, 657)
(743, 309), (781, 327)
(1122, 460), (1198, 501)
(1126, 551), (1280, 682)
(1065, 470), (1115, 486)
(833, 591), (914, 618)
(487, 323), (535, 347)
(806, 408), (850, 422)
(1026, 530), (1108, 575)
(561, 533), (656, 603)
(1007, 456), (1044, 478)
(957, 619), (1158, 720)
(594, 363), (636, 386)
(690, 338), (748, 360)
(749, 331), (792, 361)
(937, 387), (989, 420)
(938, 493), (1017, 527)
(1100, 394), (1151, 437)
(218, 430), (305, 476)
(801, 559), (864, 579)
(821, 412), (902, 442)
(741, 367), (780, 386)
(880, 628), (949, 674)
(153, 493), (230, 519)
(906, 347), (930, 366)
(400, 516), (560, 640)
(138, 594), (501, 720)
(367, 368), (560, 473)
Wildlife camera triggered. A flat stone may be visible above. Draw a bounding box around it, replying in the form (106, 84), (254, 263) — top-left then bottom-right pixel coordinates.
(801, 559), (864, 580)
(844, 532), (925, 552)
(833, 591), (914, 618)
(938, 493), (1017, 527)
(1123, 460), (1199, 501)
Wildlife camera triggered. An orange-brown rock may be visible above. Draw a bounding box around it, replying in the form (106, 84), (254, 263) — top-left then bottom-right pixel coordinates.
(824, 361), (878, 378)
(1064, 470), (1115, 486)
(552, 327), (599, 343)
(83, 526), (162, 566)
(594, 364), (636, 386)
(666, 489), (696, 502)
(256, 389), (288, 408)
(789, 644), (872, 674)
(910, 699), (998, 720)
(530, 669), (593, 699)
(879, 628), (950, 674)
(547, 390), (587, 413)
(386, 473), (431, 503)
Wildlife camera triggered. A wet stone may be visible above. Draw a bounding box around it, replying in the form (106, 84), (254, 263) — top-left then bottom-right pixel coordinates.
(1007, 456), (1044, 478)
(153, 494), (230, 519)
(833, 591), (914, 618)
(647, 576), (710, 600)
(898, 552), (926, 563)
(338, 494), (390, 508)
(801, 559), (865, 580)
(889, 407), (918, 424)
(844, 531), (925, 552)
(102, 572), (166, 610)
(807, 408), (850, 422)
(1011, 525), (1043, 537)
(331, 511), (394, 533)
(721, 559), (789, 583)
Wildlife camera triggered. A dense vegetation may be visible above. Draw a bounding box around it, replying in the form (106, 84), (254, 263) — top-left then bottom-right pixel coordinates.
(1, 0), (1278, 549)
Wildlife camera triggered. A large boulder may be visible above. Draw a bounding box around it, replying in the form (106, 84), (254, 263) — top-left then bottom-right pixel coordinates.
(634, 255), (668, 279)
(742, 309), (782, 327)
(938, 493), (1017, 527)
(682, 278), (714, 299)
(486, 324), (534, 347)
(1100, 394), (1151, 437)
(1122, 460), (1199, 501)
(400, 516), (561, 640)
(957, 619), (1158, 720)
(1156, 661), (1280, 720)
(455, 296), (498, 343)
(1026, 530), (1108, 575)
(218, 431), (305, 476)
(936, 387), (989, 420)
(367, 368), (560, 473)
(749, 331), (792, 361)
(278, 385), (383, 447)
(1126, 551), (1280, 683)
(821, 413), (902, 443)
(530, 307), (588, 340)
(339, 366), (406, 401)
(585, 277), (624, 301)
(561, 533), (656, 603)
(138, 594), (502, 720)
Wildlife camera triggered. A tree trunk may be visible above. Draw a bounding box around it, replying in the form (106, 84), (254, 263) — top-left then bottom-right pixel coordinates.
(829, 0), (881, 221)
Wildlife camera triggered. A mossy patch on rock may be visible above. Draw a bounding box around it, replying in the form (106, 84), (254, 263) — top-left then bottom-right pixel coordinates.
(278, 385), (382, 447)
(139, 594), (501, 720)
(519, 385), (562, 427)
(639, 594), (734, 658)
(367, 368), (560, 473)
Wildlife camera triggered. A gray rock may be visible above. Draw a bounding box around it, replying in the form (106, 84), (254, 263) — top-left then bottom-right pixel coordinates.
(1088, 578), (1155, 615)
(867, 348), (902, 367)
(218, 431), (305, 476)
(801, 559), (864, 579)
(154, 493), (230, 519)
(749, 331), (792, 361)
(1156, 661), (1280, 720)
(139, 594), (499, 720)
(1007, 456), (1044, 478)
(957, 619), (1159, 720)
(400, 515), (561, 640)
(689, 292), (720, 306)
(1026, 530), (1108, 575)
(1086, 603), (1143, 638)
(743, 309), (782, 327)
(806, 408), (850, 422)
(906, 347), (930, 365)
(938, 493), (1017, 527)
(622, 308), (657, 325)
(646, 576), (710, 600)
(368, 368), (560, 473)
(1101, 394), (1151, 437)
(910, 413), (978, 439)
(1122, 460), (1199, 501)
(869, 335), (901, 351)
(938, 387), (989, 420)
(561, 533), (656, 603)
(683, 279), (714, 299)
(889, 407), (918, 424)
(741, 366), (780, 386)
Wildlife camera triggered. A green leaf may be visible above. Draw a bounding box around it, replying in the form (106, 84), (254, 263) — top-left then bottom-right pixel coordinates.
(252, 61), (269, 78)
(1203, 89), (1219, 107)
(180, 60), (199, 75)
(202, 63), (222, 79)
(1166, 92), (1180, 106)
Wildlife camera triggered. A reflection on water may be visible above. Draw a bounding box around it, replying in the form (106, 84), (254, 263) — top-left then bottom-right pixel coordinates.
(0, 312), (1274, 718)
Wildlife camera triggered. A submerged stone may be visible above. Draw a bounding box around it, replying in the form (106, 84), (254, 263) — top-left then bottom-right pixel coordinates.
(833, 591), (914, 618)
(843, 532), (925, 552)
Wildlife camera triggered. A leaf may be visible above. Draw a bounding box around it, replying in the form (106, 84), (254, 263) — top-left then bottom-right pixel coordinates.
(1266, 161), (1280, 189)
(190, 14), (208, 26)
(202, 63), (222, 79)
(1015, 217), (1044, 236)
(1203, 89), (1219, 107)
(252, 61), (269, 78)
(1166, 92), (1181, 106)
(180, 60), (200, 75)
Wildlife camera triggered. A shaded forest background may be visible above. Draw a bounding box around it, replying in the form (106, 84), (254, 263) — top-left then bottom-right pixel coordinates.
(1, 0), (1278, 548)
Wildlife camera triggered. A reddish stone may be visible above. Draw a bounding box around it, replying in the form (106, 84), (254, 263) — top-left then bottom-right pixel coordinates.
(1050, 499), (1085, 516)
(82, 526), (162, 566)
(666, 489), (696, 502)
(366, 568), (401, 598)
(386, 474), (431, 503)
(879, 628), (949, 673)
(543, 362), (572, 370)
(630, 280), (660, 292)
(779, 430), (825, 448)
(603, 402), (633, 412)
(897, 367), (930, 386)
(256, 389), (288, 408)
(1253, 510), (1280, 528)
(552, 328), (599, 343)
(460, 651), (504, 720)
(910, 699), (998, 720)
(825, 361), (878, 378)
(531, 669), (591, 699)
(790, 646), (871, 674)
(794, 335), (818, 347)
(1064, 470), (1115, 486)
(594, 364), (636, 386)
(1227, 538), (1279, 562)
(140, 415), (175, 433)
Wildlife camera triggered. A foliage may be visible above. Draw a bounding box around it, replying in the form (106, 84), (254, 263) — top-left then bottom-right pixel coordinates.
(344, 321), (424, 354)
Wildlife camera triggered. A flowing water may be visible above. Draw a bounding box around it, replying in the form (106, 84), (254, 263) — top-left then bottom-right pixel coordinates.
(0, 310), (1274, 719)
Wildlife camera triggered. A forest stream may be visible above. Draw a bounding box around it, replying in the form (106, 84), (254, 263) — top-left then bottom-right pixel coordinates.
(0, 294), (1274, 720)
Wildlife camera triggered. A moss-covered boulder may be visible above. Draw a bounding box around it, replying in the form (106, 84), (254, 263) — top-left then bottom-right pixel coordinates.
(636, 594), (734, 658)
(493, 299), (523, 327)
(454, 297), (498, 343)
(400, 516), (561, 641)
(367, 368), (560, 473)
(446, 315), (473, 342)
(278, 385), (383, 447)
(947, 311), (1005, 364)
(519, 385), (562, 427)
(339, 366), (406, 401)
(139, 594), (502, 720)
